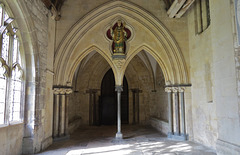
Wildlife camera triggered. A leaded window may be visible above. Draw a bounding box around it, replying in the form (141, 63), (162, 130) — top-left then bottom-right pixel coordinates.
(0, 4), (24, 125)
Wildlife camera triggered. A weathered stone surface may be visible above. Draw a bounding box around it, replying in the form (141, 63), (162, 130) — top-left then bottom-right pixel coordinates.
(0, 124), (24, 155)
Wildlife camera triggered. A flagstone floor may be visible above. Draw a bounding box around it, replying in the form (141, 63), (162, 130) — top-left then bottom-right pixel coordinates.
(36, 125), (216, 155)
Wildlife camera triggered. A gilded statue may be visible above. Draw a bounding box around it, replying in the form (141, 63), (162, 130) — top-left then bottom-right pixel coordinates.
(110, 20), (128, 54)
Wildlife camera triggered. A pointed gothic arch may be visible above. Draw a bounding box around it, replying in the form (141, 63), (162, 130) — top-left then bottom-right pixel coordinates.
(54, 0), (189, 86)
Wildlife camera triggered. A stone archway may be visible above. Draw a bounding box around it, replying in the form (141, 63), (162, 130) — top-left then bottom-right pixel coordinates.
(53, 0), (190, 140)
(54, 0), (189, 87)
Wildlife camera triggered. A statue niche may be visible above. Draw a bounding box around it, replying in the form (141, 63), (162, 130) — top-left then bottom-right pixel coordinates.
(107, 20), (131, 58)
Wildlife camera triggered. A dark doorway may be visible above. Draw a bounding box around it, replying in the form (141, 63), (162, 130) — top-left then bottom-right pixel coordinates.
(100, 69), (129, 125)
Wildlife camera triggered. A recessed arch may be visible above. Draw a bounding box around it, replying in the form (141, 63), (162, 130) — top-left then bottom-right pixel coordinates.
(121, 45), (171, 85)
(54, 0), (189, 86)
(66, 45), (118, 87)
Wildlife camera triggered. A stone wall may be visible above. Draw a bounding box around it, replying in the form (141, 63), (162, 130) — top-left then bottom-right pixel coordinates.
(187, 2), (218, 148)
(213, 0), (240, 154)
(0, 0), (50, 154)
(0, 124), (24, 155)
(55, 0), (190, 75)
(188, 0), (240, 153)
(149, 64), (168, 122)
(22, 0), (50, 153)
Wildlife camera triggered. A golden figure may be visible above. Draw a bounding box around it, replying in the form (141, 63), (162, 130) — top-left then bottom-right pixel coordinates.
(110, 20), (128, 54)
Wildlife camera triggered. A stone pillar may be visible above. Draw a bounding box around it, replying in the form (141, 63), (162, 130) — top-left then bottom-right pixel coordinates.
(165, 87), (173, 137)
(53, 92), (60, 138)
(131, 89), (142, 124)
(89, 92), (93, 125)
(173, 87), (180, 135)
(179, 87), (186, 137)
(132, 89), (136, 124)
(58, 94), (65, 136)
(64, 89), (72, 135)
(53, 86), (73, 140)
(166, 86), (187, 141)
(86, 89), (99, 126)
(115, 85), (123, 139)
(136, 90), (140, 123)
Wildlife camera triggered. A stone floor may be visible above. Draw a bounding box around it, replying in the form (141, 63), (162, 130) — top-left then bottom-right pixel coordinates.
(36, 125), (216, 155)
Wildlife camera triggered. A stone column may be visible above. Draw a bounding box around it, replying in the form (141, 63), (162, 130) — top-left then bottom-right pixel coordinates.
(132, 89), (136, 124)
(136, 89), (140, 123)
(166, 86), (188, 141)
(58, 94), (65, 136)
(53, 86), (73, 140)
(53, 92), (60, 138)
(179, 87), (186, 137)
(115, 85), (123, 139)
(173, 87), (180, 135)
(165, 87), (173, 137)
(64, 89), (72, 135)
(86, 89), (99, 125)
(89, 92), (93, 125)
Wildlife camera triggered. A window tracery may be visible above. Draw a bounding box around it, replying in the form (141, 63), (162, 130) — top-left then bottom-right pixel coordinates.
(0, 4), (24, 125)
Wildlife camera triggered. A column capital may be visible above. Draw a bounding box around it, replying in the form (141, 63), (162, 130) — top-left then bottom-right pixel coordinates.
(115, 85), (123, 92)
(172, 87), (179, 93)
(165, 87), (172, 93)
(178, 87), (185, 93)
(53, 87), (73, 95)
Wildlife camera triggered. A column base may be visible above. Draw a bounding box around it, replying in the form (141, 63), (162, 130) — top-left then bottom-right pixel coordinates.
(168, 133), (188, 141)
(53, 134), (70, 142)
(115, 132), (123, 139)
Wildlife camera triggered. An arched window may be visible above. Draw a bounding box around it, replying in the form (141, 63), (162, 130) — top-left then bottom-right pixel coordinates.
(0, 4), (24, 125)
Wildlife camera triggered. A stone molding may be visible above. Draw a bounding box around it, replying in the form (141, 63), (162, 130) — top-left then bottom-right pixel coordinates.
(53, 87), (73, 95)
(165, 86), (186, 93)
(172, 87), (179, 93)
(165, 87), (172, 93)
(178, 87), (185, 93)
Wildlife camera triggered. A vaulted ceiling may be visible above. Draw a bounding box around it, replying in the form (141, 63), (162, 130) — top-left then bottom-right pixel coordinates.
(41, 0), (195, 20)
